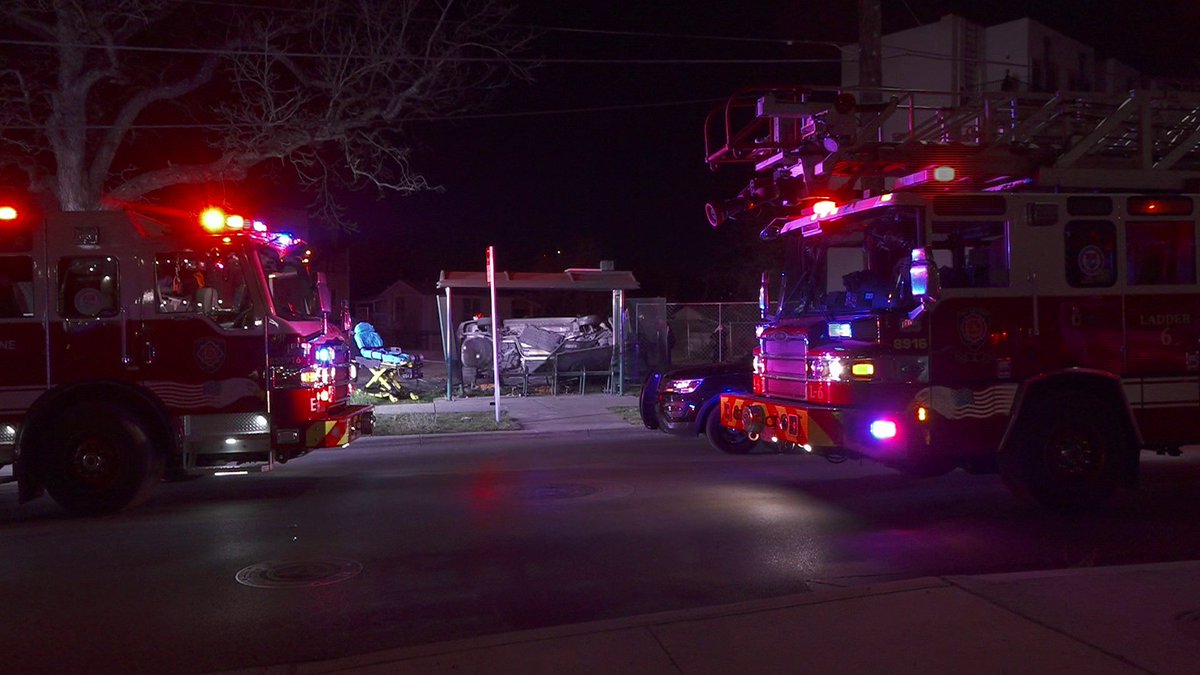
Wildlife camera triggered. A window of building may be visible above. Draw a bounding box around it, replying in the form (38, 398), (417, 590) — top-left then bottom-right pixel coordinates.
(58, 256), (119, 319)
(1065, 220), (1116, 288)
(1127, 220), (1196, 286)
(0, 255), (34, 318)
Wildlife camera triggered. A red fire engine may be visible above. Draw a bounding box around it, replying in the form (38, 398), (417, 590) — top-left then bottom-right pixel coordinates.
(705, 86), (1200, 509)
(0, 201), (374, 514)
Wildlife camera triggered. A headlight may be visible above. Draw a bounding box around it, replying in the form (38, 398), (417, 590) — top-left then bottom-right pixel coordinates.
(664, 378), (703, 394)
(827, 358), (845, 379)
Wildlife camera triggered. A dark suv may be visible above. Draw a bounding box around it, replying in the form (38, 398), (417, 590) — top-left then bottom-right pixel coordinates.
(639, 359), (758, 454)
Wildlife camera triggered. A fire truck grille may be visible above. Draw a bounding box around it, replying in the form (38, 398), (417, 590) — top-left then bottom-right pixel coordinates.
(761, 339), (807, 399)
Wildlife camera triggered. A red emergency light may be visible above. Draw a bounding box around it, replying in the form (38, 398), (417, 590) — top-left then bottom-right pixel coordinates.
(200, 207), (227, 232)
(0, 205), (18, 221)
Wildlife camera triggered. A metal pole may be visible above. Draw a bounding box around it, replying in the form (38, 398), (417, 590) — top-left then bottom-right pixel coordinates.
(487, 246), (500, 423)
(717, 302), (724, 362)
(443, 286), (454, 401)
(613, 289), (625, 395)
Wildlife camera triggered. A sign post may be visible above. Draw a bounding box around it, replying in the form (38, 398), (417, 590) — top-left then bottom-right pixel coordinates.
(487, 246), (500, 423)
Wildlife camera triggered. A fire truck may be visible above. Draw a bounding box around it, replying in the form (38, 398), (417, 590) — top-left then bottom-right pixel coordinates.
(0, 201), (374, 514)
(704, 86), (1200, 509)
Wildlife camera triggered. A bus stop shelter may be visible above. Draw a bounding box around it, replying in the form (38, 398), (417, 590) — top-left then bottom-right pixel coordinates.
(436, 267), (640, 397)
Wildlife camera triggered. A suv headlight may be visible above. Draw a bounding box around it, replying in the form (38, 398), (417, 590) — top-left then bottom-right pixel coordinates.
(664, 378), (703, 394)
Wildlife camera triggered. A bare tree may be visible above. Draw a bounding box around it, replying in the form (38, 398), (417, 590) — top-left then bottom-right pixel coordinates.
(0, 0), (531, 226)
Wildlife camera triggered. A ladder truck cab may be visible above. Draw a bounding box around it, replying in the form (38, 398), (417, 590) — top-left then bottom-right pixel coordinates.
(704, 86), (1200, 509)
(0, 202), (374, 515)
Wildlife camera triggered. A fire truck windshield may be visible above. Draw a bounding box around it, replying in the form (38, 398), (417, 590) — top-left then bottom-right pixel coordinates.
(155, 248), (255, 329)
(773, 214), (919, 318)
(257, 247), (321, 321)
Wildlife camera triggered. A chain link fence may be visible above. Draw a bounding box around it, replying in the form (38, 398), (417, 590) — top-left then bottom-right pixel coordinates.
(626, 299), (759, 380)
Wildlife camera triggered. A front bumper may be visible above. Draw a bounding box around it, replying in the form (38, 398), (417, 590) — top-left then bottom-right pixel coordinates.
(655, 394), (702, 435)
(716, 393), (917, 460)
(304, 404), (375, 449)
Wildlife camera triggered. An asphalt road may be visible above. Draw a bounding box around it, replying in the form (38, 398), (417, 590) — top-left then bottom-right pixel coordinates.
(4, 429), (1200, 674)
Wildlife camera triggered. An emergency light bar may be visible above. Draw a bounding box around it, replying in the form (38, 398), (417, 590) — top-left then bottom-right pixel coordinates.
(0, 206), (17, 220)
(198, 207), (302, 251)
(780, 192), (914, 238)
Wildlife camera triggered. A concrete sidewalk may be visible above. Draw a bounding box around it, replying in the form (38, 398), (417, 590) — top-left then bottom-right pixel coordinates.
(262, 561), (1200, 674)
(327, 386), (1200, 675)
(371, 392), (641, 435)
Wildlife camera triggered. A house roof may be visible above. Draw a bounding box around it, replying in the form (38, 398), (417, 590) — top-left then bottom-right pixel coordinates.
(437, 269), (640, 291)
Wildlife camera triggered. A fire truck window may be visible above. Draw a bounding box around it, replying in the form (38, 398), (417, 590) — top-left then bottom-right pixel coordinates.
(1126, 221), (1196, 286)
(155, 252), (254, 328)
(1065, 220), (1117, 288)
(0, 256), (34, 318)
(1067, 196), (1113, 216)
(930, 221), (1010, 288)
(58, 257), (119, 319)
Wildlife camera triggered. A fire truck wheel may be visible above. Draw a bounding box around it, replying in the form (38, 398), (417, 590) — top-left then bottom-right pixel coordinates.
(704, 409), (758, 455)
(999, 393), (1126, 511)
(42, 403), (166, 515)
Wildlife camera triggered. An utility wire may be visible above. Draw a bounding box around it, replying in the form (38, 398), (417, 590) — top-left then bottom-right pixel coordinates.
(0, 97), (728, 129)
(0, 37), (839, 64)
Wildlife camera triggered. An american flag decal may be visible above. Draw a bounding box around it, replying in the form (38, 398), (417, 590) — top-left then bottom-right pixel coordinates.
(916, 384), (1017, 420)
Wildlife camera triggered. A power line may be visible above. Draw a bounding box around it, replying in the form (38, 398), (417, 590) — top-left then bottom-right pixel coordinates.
(0, 97), (728, 130)
(526, 23), (848, 52)
(0, 37), (838, 64)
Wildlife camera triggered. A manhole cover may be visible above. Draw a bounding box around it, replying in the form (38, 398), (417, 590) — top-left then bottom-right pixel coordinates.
(236, 557), (362, 589)
(1174, 609), (1200, 640)
(516, 483), (600, 500)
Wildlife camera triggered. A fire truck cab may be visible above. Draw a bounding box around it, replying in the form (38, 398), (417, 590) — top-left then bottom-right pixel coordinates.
(0, 202), (373, 514)
(705, 86), (1200, 509)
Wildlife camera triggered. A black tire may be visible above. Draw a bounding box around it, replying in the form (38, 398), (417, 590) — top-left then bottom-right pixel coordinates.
(704, 406), (758, 455)
(42, 403), (166, 515)
(998, 392), (1129, 511)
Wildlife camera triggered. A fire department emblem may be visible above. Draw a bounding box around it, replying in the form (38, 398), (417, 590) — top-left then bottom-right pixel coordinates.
(1077, 245), (1105, 276)
(194, 338), (226, 373)
(957, 309), (989, 348)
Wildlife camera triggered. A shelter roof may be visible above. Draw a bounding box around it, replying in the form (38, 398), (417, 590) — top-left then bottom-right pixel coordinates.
(436, 269), (639, 291)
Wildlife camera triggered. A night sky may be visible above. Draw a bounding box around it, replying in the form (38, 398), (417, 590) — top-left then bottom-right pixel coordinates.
(345, 0), (1200, 300)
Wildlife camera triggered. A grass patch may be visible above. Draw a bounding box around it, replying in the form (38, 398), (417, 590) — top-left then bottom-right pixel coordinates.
(371, 410), (520, 435)
(608, 406), (644, 426)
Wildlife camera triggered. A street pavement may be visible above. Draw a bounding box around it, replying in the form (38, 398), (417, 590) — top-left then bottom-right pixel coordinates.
(241, 379), (1200, 675)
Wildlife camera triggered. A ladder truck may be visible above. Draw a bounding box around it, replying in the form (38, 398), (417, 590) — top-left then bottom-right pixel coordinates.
(703, 86), (1200, 509)
(0, 201), (374, 514)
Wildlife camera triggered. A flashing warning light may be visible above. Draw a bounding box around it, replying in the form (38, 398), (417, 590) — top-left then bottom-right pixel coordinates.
(933, 166), (956, 182)
(869, 419), (898, 440)
(917, 406), (928, 422)
(226, 214), (246, 230)
(200, 207), (226, 232)
(275, 233), (293, 247)
(252, 220), (268, 232)
(0, 206), (17, 220)
(315, 346), (336, 364)
(812, 200), (838, 217)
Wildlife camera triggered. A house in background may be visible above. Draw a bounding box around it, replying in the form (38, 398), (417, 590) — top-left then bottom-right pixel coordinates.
(840, 14), (1146, 141)
(353, 279), (542, 351)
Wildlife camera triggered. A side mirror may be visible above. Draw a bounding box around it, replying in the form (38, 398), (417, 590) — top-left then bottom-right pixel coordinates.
(907, 247), (940, 298)
(315, 272), (332, 314)
(906, 246), (940, 322)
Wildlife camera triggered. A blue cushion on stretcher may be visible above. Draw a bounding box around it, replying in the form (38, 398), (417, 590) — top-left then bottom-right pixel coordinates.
(353, 322), (418, 366)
